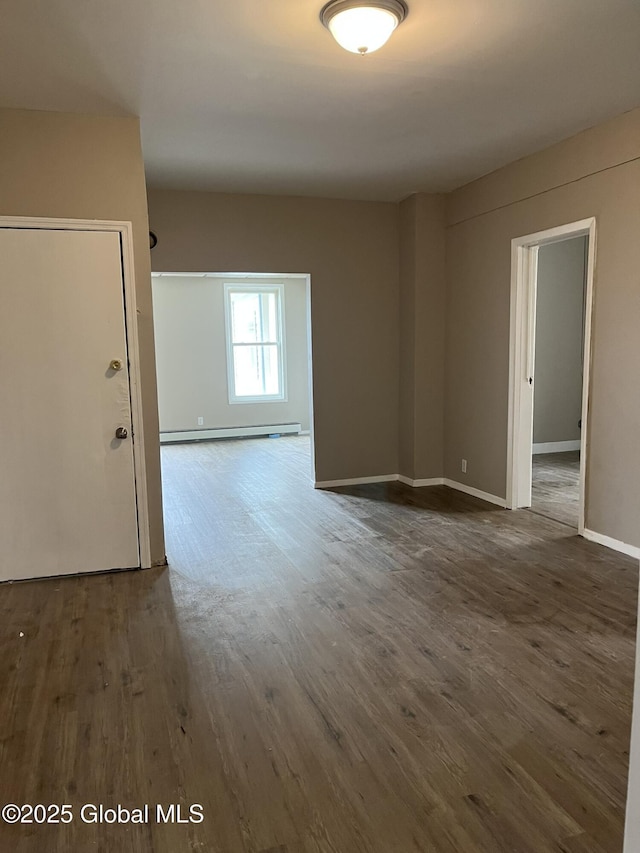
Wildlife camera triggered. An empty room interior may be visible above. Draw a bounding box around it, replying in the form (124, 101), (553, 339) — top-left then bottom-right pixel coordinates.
(1, 2), (640, 851)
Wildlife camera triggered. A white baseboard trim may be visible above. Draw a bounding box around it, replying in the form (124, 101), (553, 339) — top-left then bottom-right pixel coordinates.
(315, 474), (398, 489)
(314, 473), (506, 509)
(582, 528), (640, 559)
(160, 423), (301, 444)
(443, 479), (508, 508)
(398, 475), (445, 487)
(532, 440), (581, 455)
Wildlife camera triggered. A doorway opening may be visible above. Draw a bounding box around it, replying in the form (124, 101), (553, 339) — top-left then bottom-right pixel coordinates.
(151, 272), (313, 455)
(507, 219), (596, 532)
(151, 272), (315, 562)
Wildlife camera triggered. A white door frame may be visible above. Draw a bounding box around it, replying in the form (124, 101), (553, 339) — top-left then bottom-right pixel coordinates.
(0, 216), (151, 569)
(506, 217), (597, 534)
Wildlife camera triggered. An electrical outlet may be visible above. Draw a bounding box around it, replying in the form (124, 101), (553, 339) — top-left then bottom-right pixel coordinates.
(197, 416), (204, 426)
(461, 458), (467, 474)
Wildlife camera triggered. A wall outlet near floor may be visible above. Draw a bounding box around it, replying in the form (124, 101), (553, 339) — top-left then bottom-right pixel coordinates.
(197, 416), (204, 426)
(461, 458), (467, 474)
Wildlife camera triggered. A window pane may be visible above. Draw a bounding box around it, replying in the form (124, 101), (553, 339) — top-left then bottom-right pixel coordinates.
(230, 292), (261, 343)
(233, 344), (280, 397)
(261, 344), (280, 395)
(230, 291), (278, 343)
(260, 292), (278, 341)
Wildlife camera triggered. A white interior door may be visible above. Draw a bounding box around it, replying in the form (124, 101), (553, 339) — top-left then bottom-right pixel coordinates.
(515, 244), (538, 508)
(0, 228), (140, 581)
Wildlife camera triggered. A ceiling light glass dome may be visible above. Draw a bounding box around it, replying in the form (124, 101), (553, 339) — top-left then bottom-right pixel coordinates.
(320, 1), (408, 55)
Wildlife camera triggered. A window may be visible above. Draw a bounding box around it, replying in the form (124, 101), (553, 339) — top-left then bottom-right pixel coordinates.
(224, 284), (286, 402)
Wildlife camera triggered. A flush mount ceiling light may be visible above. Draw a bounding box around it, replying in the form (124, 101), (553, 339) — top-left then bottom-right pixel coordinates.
(320, 0), (408, 55)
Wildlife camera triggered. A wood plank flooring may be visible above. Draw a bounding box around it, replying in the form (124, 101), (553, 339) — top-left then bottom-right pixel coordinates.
(531, 451), (581, 528)
(0, 435), (636, 852)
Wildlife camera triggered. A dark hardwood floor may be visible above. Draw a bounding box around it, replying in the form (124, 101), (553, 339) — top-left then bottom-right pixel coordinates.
(0, 436), (636, 852)
(531, 451), (581, 528)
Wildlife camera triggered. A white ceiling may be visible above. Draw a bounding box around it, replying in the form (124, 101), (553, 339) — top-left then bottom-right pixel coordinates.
(1, 0), (639, 201)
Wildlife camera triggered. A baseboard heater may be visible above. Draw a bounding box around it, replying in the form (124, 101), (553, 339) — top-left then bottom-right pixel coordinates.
(160, 423), (302, 444)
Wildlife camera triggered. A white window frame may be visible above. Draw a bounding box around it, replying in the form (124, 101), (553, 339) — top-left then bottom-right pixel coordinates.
(224, 282), (287, 404)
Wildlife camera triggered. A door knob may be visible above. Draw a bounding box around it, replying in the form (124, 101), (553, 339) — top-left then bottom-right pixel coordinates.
(115, 427), (128, 440)
(109, 359), (124, 371)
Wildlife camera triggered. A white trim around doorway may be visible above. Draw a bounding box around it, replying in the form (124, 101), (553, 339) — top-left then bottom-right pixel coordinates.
(506, 217), (596, 537)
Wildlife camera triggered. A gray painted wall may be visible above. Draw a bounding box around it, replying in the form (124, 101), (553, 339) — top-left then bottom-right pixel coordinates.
(0, 107), (165, 565)
(147, 189), (399, 484)
(444, 108), (640, 549)
(533, 236), (587, 445)
(152, 275), (310, 433)
(399, 194), (447, 481)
